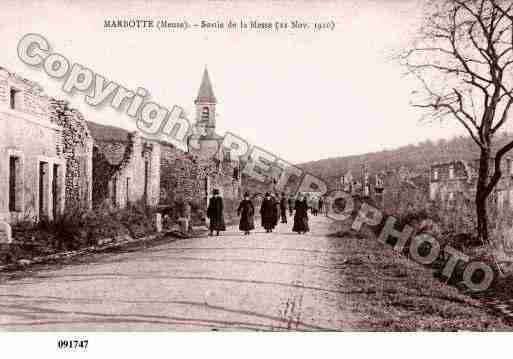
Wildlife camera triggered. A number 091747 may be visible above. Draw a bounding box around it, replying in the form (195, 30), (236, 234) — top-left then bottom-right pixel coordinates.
(57, 340), (88, 350)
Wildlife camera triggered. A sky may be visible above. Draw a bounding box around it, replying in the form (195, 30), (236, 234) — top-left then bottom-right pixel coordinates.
(0, 0), (478, 163)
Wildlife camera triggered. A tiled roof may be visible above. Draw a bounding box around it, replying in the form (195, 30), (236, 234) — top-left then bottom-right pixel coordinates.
(86, 121), (131, 143)
(87, 121), (132, 166)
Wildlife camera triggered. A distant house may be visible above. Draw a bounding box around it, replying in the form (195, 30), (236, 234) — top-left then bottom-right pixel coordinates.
(0, 67), (66, 223)
(89, 121), (161, 209)
(429, 158), (513, 209)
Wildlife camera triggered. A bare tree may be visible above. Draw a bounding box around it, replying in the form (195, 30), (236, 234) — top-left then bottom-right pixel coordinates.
(401, 0), (513, 241)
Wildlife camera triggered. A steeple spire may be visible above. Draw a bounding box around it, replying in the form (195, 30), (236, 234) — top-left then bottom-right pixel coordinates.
(195, 67), (217, 104)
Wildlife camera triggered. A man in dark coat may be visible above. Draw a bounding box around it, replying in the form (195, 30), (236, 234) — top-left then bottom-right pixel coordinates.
(288, 195), (294, 216)
(237, 192), (255, 235)
(260, 192), (276, 233)
(207, 189), (226, 236)
(292, 193), (309, 234)
(271, 193), (279, 229)
(280, 192), (288, 223)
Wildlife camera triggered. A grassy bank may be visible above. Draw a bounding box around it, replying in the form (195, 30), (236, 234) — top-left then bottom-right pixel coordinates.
(329, 224), (511, 330)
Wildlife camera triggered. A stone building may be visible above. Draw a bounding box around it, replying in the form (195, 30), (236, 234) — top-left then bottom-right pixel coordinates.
(429, 158), (513, 210)
(429, 160), (475, 202)
(89, 121), (161, 209)
(189, 68), (242, 216)
(0, 65), (242, 229)
(335, 165), (429, 213)
(159, 68), (242, 223)
(0, 67), (66, 223)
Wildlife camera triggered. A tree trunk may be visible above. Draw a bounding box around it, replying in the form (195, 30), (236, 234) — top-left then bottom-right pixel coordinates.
(476, 148), (490, 242)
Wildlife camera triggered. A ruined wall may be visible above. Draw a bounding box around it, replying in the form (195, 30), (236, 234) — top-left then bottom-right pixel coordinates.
(0, 68), (66, 223)
(92, 132), (160, 209)
(160, 144), (204, 206)
(48, 99), (93, 212)
(160, 143), (241, 224)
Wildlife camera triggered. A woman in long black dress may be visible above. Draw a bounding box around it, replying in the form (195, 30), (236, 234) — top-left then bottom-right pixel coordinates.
(237, 192), (255, 235)
(271, 193), (279, 230)
(207, 189), (226, 236)
(292, 193), (309, 234)
(260, 192), (276, 233)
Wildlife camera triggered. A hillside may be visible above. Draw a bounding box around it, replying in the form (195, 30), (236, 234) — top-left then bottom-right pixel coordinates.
(297, 133), (513, 185)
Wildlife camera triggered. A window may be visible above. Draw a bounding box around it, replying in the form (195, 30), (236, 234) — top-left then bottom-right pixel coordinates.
(429, 186), (436, 201)
(8, 157), (18, 212)
(112, 177), (118, 207)
(498, 191), (506, 210)
(143, 161), (149, 202)
(201, 106), (209, 120)
(39, 161), (48, 219)
(52, 164), (59, 219)
(449, 165), (455, 179)
(7, 153), (24, 213)
(126, 177), (131, 205)
(9, 88), (22, 110)
(223, 150), (231, 162)
(433, 169), (438, 181)
(375, 176), (384, 189)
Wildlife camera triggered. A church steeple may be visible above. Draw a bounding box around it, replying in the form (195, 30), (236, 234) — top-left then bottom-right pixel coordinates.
(195, 67), (217, 104)
(195, 67), (217, 135)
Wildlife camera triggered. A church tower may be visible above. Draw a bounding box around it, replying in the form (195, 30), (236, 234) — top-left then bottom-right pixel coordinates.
(189, 67), (222, 160)
(194, 67), (217, 137)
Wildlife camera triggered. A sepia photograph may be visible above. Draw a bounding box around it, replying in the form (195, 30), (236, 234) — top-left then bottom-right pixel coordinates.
(1, 0), (513, 356)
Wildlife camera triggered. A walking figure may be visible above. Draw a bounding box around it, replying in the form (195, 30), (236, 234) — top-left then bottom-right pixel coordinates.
(324, 195), (331, 216)
(292, 193), (309, 234)
(311, 197), (319, 216)
(318, 197), (324, 217)
(260, 192), (276, 233)
(288, 195), (294, 216)
(280, 192), (288, 223)
(272, 193), (279, 229)
(237, 192), (255, 235)
(207, 189), (226, 236)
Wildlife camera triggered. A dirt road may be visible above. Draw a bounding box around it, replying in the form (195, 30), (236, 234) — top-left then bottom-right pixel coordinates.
(0, 215), (507, 331)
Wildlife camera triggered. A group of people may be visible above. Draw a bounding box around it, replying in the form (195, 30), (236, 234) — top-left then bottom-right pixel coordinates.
(206, 189), (312, 236)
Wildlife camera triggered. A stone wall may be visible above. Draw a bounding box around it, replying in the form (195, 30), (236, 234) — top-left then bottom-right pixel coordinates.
(0, 67), (66, 223)
(160, 143), (241, 224)
(91, 129), (161, 209)
(48, 99), (93, 212)
(160, 144), (204, 206)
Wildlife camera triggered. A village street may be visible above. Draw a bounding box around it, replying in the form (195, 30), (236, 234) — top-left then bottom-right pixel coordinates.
(0, 215), (507, 331)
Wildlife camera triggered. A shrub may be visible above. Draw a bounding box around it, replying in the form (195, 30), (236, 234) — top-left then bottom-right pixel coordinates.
(116, 201), (157, 238)
(2, 201), (159, 265)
